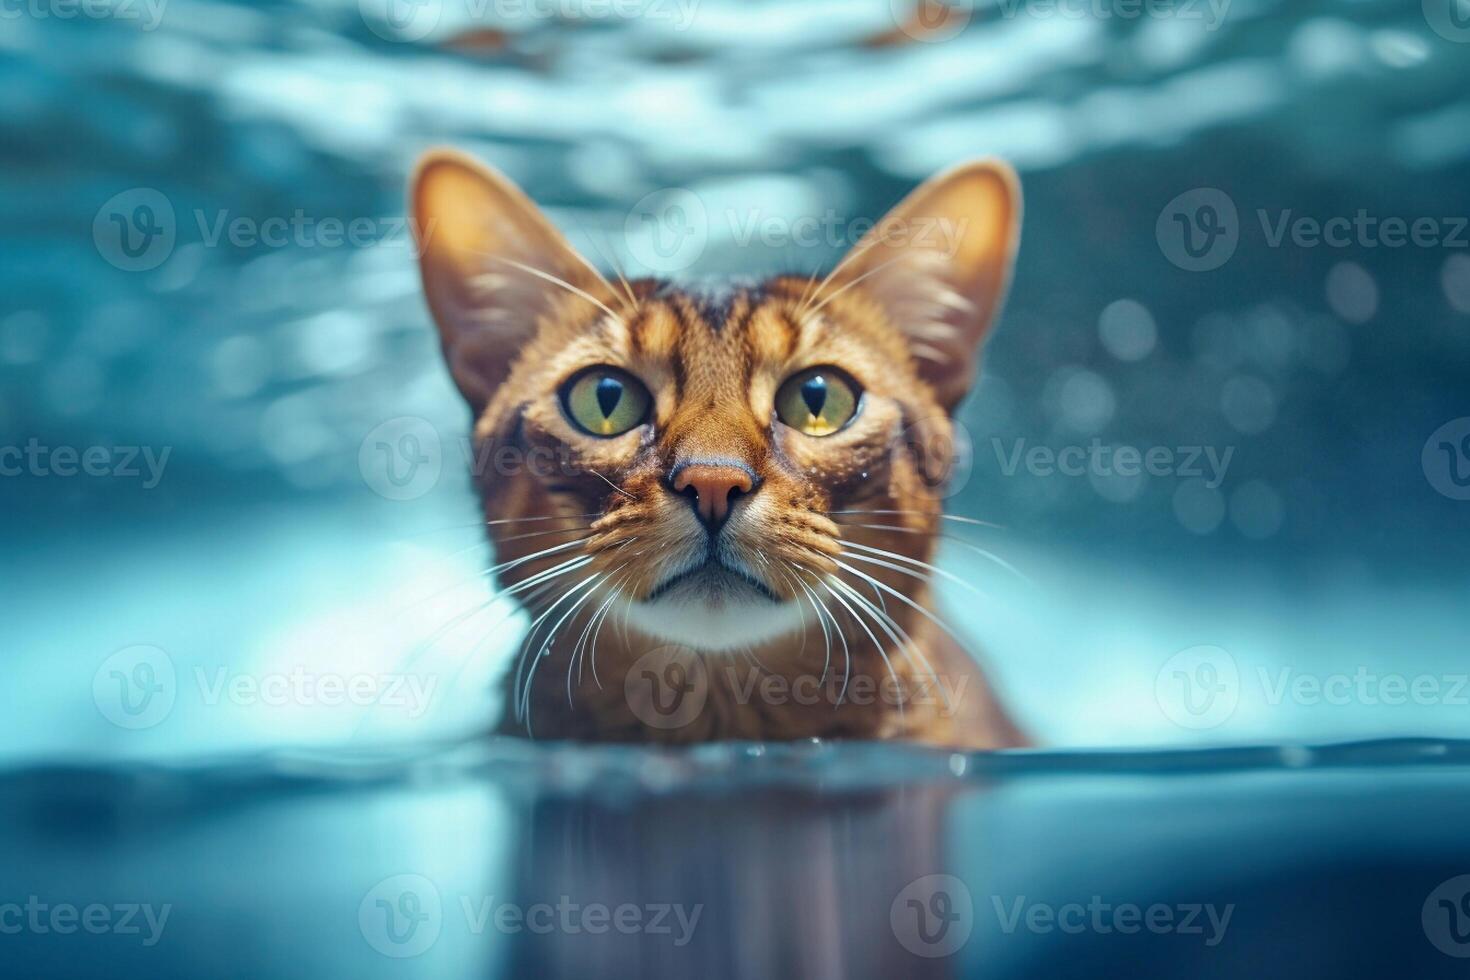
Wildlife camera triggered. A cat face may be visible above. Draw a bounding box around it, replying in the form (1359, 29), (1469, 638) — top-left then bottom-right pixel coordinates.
(411, 151), (1019, 653)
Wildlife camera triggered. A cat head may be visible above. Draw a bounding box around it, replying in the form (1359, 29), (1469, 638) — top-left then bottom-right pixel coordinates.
(410, 150), (1019, 653)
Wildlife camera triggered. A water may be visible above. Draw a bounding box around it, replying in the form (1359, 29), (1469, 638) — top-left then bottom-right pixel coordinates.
(6, 737), (1470, 976)
(4, 1), (1470, 975)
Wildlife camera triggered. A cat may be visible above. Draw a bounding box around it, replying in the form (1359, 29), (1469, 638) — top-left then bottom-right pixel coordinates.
(410, 149), (1028, 749)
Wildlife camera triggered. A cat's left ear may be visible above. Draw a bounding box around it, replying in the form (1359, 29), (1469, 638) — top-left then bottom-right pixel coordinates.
(410, 149), (616, 412)
(829, 160), (1021, 412)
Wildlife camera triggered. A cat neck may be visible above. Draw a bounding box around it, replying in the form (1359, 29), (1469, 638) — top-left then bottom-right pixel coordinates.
(500, 585), (1022, 749)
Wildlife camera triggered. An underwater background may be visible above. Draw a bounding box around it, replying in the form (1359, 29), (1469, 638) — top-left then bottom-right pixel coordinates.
(5, 3), (1470, 976)
(4, 0), (1468, 758)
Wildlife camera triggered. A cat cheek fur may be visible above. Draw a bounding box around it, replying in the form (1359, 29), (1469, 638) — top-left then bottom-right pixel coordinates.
(410, 150), (1028, 747)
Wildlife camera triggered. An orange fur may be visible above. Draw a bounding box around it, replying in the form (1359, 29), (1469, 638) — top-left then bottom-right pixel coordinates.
(411, 151), (1028, 749)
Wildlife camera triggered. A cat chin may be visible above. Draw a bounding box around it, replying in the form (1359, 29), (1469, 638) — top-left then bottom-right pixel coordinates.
(625, 596), (808, 653)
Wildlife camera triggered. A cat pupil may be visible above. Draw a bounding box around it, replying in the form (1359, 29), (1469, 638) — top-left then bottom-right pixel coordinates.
(595, 376), (623, 418)
(800, 376), (828, 418)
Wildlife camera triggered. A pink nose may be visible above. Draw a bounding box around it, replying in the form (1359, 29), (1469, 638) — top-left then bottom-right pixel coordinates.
(672, 463), (755, 527)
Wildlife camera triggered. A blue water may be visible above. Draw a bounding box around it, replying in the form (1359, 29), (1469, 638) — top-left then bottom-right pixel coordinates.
(5, 1), (1470, 975)
(7, 737), (1470, 977)
(5, 0), (1470, 761)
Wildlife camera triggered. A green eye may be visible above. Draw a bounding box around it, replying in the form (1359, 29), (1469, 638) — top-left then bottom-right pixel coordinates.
(775, 367), (859, 437)
(561, 367), (651, 437)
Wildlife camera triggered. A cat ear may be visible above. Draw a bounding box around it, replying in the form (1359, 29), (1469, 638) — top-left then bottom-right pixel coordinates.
(828, 160), (1021, 412)
(410, 149), (616, 411)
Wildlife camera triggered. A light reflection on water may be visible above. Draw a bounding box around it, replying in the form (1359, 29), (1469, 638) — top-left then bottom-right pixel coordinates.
(4, 737), (1470, 976)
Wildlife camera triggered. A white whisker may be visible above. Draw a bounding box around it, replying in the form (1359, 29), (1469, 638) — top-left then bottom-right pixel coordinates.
(483, 256), (624, 324)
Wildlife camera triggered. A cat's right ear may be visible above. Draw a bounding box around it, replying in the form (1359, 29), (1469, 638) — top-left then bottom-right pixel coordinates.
(410, 149), (615, 411)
